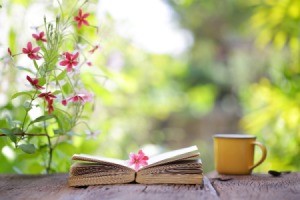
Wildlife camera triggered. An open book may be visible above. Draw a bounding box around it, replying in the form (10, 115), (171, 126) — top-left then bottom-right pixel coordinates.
(68, 146), (203, 186)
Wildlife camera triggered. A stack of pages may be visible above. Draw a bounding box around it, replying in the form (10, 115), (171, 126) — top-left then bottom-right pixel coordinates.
(68, 146), (203, 186)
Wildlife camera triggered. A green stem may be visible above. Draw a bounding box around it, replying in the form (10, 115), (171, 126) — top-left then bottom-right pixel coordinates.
(45, 133), (53, 174)
(21, 90), (38, 133)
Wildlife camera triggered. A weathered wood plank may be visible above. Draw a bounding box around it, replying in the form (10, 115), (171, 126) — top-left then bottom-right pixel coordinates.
(0, 174), (217, 200)
(210, 173), (300, 200)
(1, 173), (299, 200)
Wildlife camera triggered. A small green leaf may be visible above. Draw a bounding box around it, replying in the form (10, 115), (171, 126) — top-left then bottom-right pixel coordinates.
(29, 115), (55, 126)
(54, 129), (63, 135)
(12, 120), (23, 126)
(19, 144), (36, 154)
(12, 91), (34, 100)
(16, 66), (34, 74)
(56, 70), (67, 81)
(52, 90), (61, 95)
(0, 128), (12, 135)
(38, 77), (46, 86)
(11, 127), (22, 134)
(0, 128), (17, 143)
(23, 101), (32, 110)
(62, 83), (72, 94)
(33, 60), (39, 71)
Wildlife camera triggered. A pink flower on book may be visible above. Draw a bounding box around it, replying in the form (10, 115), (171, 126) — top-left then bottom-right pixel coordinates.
(32, 31), (47, 42)
(74, 9), (89, 28)
(128, 150), (149, 171)
(59, 52), (79, 72)
(22, 42), (41, 60)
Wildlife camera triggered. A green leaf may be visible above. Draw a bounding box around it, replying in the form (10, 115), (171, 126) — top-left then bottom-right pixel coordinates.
(19, 144), (36, 154)
(23, 101), (32, 110)
(12, 120), (22, 126)
(38, 77), (46, 86)
(16, 66), (34, 74)
(0, 128), (17, 143)
(9, 29), (16, 56)
(29, 115), (55, 126)
(54, 129), (63, 135)
(56, 70), (67, 81)
(52, 90), (61, 95)
(33, 60), (39, 71)
(52, 109), (72, 132)
(12, 91), (34, 100)
(62, 82), (72, 94)
(11, 127), (22, 134)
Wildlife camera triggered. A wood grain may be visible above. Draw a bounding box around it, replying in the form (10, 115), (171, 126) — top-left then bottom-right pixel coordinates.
(0, 174), (217, 200)
(210, 173), (300, 200)
(1, 173), (299, 200)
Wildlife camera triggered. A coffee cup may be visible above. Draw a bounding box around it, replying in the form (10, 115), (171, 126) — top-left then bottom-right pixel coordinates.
(213, 134), (267, 175)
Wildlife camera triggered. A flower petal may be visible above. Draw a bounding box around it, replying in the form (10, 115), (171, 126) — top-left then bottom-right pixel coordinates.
(72, 52), (79, 60)
(65, 52), (72, 60)
(22, 48), (29, 54)
(82, 13), (90, 18)
(59, 60), (69, 66)
(134, 163), (140, 171)
(32, 47), (40, 53)
(27, 42), (32, 51)
(82, 20), (89, 26)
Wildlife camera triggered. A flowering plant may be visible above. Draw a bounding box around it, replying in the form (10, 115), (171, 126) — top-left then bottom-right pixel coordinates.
(0, 1), (99, 173)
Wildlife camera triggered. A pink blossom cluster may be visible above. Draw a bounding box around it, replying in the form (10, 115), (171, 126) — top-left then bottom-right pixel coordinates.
(9, 9), (96, 114)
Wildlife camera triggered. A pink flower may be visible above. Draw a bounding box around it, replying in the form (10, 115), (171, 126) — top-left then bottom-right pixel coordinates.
(38, 92), (56, 114)
(26, 75), (44, 90)
(74, 9), (89, 28)
(59, 52), (79, 72)
(65, 91), (93, 105)
(22, 42), (41, 60)
(32, 31), (47, 42)
(7, 48), (12, 56)
(86, 61), (92, 66)
(61, 99), (67, 106)
(128, 150), (149, 171)
(38, 91), (56, 102)
(89, 45), (99, 54)
(47, 98), (54, 114)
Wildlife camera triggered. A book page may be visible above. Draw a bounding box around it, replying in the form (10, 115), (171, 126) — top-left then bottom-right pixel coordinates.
(72, 154), (131, 169)
(142, 146), (200, 169)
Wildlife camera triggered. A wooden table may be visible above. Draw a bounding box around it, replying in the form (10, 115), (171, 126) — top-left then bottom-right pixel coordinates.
(0, 173), (299, 200)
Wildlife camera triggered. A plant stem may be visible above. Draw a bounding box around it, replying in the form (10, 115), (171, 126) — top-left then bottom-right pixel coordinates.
(43, 107), (53, 174)
(21, 90), (38, 132)
(0, 133), (47, 137)
(45, 133), (53, 174)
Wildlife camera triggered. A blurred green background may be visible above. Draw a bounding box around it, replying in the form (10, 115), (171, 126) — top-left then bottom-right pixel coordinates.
(0, 0), (299, 173)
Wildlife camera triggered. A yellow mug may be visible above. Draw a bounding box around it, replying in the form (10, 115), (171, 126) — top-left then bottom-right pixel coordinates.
(214, 134), (267, 175)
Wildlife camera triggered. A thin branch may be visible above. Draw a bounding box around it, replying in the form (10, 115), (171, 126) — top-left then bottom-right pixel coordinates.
(0, 133), (48, 137)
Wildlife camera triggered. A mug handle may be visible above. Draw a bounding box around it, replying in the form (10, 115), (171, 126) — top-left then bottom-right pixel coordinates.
(249, 141), (267, 171)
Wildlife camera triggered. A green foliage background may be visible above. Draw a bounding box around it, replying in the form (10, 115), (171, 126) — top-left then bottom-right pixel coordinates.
(0, 0), (299, 173)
